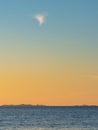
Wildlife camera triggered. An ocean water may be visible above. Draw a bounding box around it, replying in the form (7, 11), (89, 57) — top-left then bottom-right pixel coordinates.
(0, 106), (98, 130)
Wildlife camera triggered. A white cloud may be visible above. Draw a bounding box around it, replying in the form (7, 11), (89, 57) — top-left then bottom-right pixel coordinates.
(88, 75), (98, 79)
(34, 14), (45, 25)
(82, 74), (98, 80)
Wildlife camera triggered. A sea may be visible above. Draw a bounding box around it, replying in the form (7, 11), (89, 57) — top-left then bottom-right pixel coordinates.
(0, 106), (98, 130)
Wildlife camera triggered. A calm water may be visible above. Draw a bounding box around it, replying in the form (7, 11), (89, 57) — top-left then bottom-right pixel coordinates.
(0, 106), (98, 130)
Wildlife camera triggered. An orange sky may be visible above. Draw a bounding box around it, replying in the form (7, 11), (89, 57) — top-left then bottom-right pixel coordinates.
(0, 54), (98, 106)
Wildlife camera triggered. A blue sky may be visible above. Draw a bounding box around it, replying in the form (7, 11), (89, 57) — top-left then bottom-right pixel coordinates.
(0, 0), (97, 46)
(0, 0), (98, 74)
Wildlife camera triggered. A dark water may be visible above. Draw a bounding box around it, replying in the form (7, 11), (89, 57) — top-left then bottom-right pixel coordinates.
(0, 106), (98, 130)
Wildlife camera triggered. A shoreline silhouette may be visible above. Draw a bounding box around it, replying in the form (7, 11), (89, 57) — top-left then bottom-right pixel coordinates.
(0, 104), (98, 107)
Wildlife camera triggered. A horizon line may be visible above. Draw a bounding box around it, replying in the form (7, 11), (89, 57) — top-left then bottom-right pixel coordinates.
(0, 104), (98, 107)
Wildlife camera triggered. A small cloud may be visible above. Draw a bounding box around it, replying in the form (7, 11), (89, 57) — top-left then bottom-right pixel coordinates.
(86, 74), (98, 80)
(34, 14), (45, 25)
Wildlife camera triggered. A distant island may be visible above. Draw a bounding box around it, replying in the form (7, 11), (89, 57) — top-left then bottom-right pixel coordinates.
(0, 104), (98, 107)
(0, 104), (47, 107)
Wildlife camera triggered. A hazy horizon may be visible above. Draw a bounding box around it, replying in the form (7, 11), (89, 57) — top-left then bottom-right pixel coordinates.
(0, 104), (98, 107)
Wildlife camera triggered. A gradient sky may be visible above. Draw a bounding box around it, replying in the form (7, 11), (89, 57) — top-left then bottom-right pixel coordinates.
(0, 0), (98, 106)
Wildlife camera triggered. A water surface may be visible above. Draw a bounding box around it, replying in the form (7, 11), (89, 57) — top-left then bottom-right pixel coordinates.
(0, 106), (98, 130)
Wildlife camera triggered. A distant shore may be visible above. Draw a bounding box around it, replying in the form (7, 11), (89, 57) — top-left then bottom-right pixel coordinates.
(0, 104), (98, 107)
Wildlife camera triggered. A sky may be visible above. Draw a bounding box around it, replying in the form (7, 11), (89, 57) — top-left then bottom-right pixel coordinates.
(0, 0), (98, 106)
